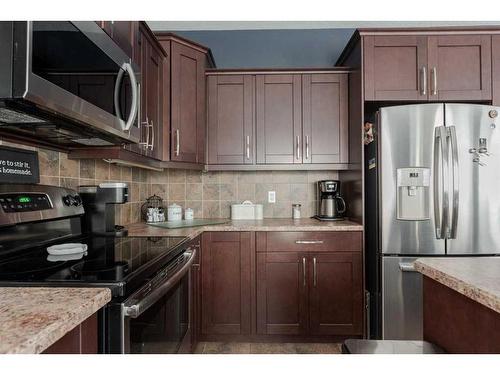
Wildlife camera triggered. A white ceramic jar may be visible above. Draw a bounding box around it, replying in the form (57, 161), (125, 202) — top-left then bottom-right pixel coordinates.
(167, 203), (182, 222)
(185, 208), (194, 220)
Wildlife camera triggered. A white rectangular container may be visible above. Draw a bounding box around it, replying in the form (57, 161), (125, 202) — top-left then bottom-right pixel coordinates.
(231, 201), (263, 220)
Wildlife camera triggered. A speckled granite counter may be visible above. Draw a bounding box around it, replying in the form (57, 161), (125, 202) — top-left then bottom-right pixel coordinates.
(0, 287), (111, 354)
(126, 218), (363, 239)
(414, 257), (500, 314)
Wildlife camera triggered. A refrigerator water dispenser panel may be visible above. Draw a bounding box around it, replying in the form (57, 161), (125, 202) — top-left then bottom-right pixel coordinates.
(396, 168), (430, 220)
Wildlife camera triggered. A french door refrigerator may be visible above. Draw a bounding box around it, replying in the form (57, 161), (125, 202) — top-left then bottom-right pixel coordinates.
(365, 103), (500, 340)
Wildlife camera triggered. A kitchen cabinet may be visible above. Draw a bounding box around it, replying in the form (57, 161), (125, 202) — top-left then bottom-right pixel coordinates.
(127, 23), (168, 160)
(42, 313), (98, 354)
(256, 74), (302, 164)
(427, 35), (491, 101)
(190, 236), (201, 352)
(308, 252), (363, 335)
(363, 35), (428, 101)
(256, 251), (308, 334)
(96, 21), (136, 58)
(206, 70), (350, 169)
(363, 34), (492, 101)
(302, 73), (348, 163)
(255, 231), (363, 336)
(493, 35), (500, 106)
(201, 232), (253, 336)
(207, 74), (255, 164)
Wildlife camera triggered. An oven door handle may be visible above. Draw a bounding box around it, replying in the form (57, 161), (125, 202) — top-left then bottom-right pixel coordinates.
(123, 248), (196, 318)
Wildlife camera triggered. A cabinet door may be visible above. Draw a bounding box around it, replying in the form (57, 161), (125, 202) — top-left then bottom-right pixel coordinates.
(207, 75), (255, 164)
(302, 74), (348, 164)
(171, 42), (205, 163)
(145, 42), (164, 160)
(427, 35), (491, 101)
(309, 252), (363, 335)
(364, 35), (428, 101)
(256, 252), (308, 335)
(256, 74), (302, 164)
(493, 36), (500, 106)
(201, 232), (252, 335)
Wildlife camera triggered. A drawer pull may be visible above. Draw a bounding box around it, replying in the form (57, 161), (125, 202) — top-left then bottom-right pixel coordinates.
(295, 240), (324, 244)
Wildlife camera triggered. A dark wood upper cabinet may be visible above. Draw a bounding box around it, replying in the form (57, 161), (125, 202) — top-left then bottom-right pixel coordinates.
(364, 35), (428, 101)
(256, 251), (309, 335)
(256, 74), (302, 164)
(207, 74), (255, 164)
(169, 42), (207, 163)
(493, 35), (500, 106)
(308, 252), (363, 335)
(201, 232), (253, 336)
(302, 73), (348, 164)
(363, 33), (492, 102)
(96, 21), (135, 58)
(427, 35), (491, 101)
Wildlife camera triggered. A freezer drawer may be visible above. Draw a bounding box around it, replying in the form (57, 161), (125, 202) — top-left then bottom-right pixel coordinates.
(382, 256), (423, 340)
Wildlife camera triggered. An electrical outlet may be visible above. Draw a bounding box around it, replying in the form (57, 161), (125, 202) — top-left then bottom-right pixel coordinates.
(268, 191), (276, 203)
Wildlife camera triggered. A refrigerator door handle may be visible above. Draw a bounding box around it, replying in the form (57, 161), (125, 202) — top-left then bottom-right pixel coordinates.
(433, 126), (449, 239)
(448, 126), (459, 239)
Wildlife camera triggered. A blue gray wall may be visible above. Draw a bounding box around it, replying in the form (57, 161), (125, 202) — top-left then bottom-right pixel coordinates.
(174, 29), (355, 68)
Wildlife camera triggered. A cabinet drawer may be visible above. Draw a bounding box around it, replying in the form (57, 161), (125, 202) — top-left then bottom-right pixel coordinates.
(256, 231), (362, 252)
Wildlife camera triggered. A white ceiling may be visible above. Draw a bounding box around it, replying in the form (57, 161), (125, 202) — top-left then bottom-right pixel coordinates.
(147, 21), (500, 31)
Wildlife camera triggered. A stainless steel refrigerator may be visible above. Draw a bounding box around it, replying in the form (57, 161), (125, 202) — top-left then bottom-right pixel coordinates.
(365, 103), (500, 340)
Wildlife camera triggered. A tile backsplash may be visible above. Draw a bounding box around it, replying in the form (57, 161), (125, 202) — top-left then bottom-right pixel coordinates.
(0, 140), (338, 224)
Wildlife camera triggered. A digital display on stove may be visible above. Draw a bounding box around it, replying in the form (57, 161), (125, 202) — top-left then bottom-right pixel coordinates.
(0, 193), (52, 213)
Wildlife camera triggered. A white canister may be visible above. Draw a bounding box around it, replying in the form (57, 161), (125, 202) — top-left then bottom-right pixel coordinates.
(167, 203), (182, 222)
(292, 204), (301, 219)
(185, 208), (194, 221)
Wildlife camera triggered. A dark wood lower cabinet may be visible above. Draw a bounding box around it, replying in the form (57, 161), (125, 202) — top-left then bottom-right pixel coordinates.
(256, 252), (308, 335)
(201, 232), (253, 336)
(42, 313), (98, 354)
(308, 252), (363, 335)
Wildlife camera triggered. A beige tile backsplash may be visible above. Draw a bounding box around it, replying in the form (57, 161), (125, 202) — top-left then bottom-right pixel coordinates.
(0, 139), (338, 224)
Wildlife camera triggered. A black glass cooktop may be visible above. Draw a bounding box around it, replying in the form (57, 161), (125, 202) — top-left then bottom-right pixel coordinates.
(0, 235), (187, 284)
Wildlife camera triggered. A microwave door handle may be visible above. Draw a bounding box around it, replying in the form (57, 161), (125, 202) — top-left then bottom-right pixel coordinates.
(114, 63), (139, 132)
(123, 248), (196, 318)
(448, 126), (459, 238)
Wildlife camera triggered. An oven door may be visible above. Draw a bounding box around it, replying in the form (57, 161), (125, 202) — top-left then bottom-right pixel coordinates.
(7, 21), (140, 144)
(119, 248), (196, 354)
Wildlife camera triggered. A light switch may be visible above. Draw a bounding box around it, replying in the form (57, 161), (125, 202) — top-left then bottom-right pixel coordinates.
(268, 191), (276, 203)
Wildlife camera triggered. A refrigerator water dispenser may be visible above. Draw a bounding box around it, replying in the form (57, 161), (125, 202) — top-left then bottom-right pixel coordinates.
(396, 168), (430, 220)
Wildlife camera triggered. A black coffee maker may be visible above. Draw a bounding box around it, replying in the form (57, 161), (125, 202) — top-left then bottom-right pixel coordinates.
(79, 182), (129, 236)
(314, 180), (346, 221)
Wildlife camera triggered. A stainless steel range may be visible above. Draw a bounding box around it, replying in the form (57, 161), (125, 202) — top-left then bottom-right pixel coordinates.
(0, 183), (197, 353)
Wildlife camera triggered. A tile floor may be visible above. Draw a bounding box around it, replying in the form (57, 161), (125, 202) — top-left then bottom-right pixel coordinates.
(194, 342), (342, 354)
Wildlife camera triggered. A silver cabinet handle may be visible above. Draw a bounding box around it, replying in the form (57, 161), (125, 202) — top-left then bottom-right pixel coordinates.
(148, 120), (155, 151)
(420, 66), (427, 96)
(313, 257), (317, 287)
(399, 262), (418, 273)
(139, 116), (150, 150)
(305, 135), (310, 159)
(246, 135), (250, 160)
(175, 129), (180, 156)
(296, 135), (301, 160)
(448, 126), (459, 239)
(431, 67), (437, 96)
(295, 240), (324, 244)
(302, 257), (307, 287)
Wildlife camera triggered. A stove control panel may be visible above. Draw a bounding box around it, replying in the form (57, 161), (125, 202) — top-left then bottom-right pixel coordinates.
(62, 194), (83, 207)
(0, 193), (52, 212)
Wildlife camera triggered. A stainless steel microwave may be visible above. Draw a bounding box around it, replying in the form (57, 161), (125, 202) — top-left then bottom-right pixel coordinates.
(0, 21), (140, 146)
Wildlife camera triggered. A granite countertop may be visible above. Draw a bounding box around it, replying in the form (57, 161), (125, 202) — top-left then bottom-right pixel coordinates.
(414, 257), (500, 315)
(0, 287), (111, 354)
(126, 218), (363, 239)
